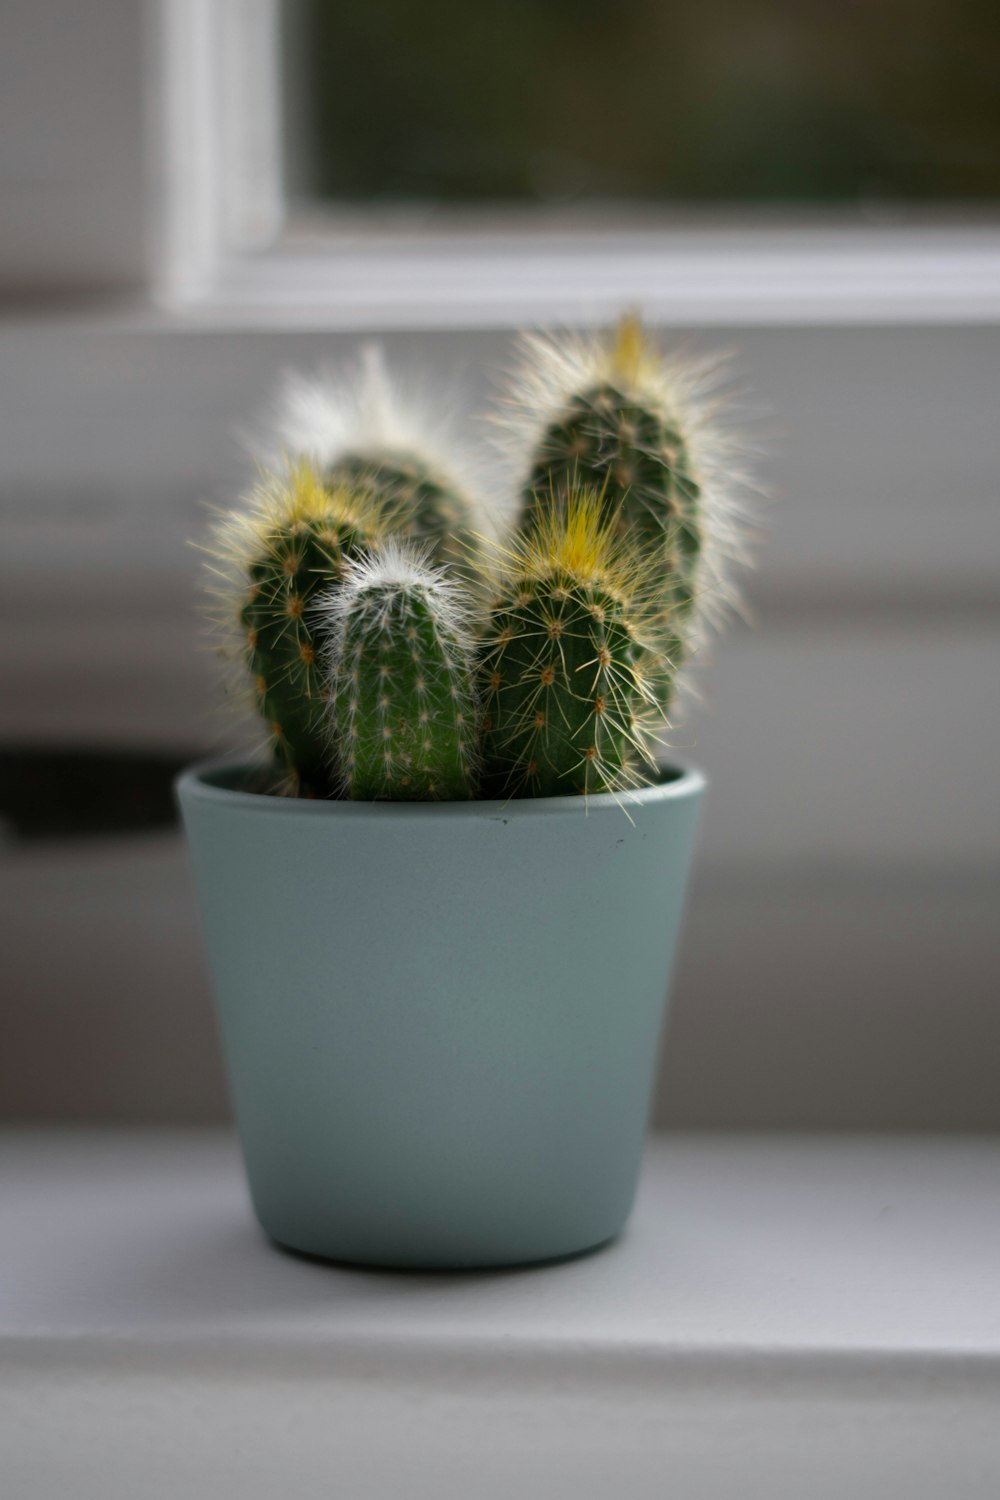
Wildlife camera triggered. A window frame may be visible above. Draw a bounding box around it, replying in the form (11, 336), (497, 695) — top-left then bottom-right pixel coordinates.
(152, 0), (1000, 330)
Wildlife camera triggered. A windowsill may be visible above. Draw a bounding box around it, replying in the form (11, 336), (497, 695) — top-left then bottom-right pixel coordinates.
(181, 221), (1000, 330)
(4, 1129), (999, 1492)
(5, 223), (1000, 333)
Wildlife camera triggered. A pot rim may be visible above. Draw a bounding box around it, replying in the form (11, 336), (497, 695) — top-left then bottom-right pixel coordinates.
(177, 755), (706, 823)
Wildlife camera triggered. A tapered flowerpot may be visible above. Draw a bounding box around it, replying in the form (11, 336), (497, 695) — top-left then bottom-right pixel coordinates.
(177, 759), (704, 1269)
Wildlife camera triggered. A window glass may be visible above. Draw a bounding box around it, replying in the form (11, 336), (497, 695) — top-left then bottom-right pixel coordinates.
(284, 0), (1000, 207)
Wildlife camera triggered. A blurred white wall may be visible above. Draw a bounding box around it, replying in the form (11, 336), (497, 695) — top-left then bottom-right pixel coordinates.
(1, 2), (997, 1127)
(0, 0), (148, 293)
(2, 323), (998, 1127)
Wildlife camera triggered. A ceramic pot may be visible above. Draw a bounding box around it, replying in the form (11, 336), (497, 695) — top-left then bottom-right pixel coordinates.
(177, 759), (704, 1268)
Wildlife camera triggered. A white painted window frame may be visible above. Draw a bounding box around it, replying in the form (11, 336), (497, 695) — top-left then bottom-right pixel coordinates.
(152, 0), (285, 302)
(148, 0), (1000, 331)
(2, 0), (997, 324)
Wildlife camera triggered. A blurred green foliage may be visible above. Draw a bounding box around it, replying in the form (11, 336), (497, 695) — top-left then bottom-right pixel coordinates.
(289, 0), (1000, 203)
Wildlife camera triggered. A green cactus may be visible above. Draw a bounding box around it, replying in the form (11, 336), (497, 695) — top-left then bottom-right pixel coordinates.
(508, 317), (716, 685)
(210, 461), (385, 797)
(267, 348), (487, 584)
(320, 540), (479, 801)
(525, 389), (700, 599)
(479, 493), (661, 799)
(325, 451), (484, 581)
(201, 326), (751, 805)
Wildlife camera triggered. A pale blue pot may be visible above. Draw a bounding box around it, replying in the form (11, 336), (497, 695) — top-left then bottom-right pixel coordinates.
(177, 760), (704, 1269)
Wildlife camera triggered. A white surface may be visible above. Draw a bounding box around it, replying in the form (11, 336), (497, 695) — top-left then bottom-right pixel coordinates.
(0, 0), (147, 291)
(2, 1131), (999, 1497)
(211, 226), (1000, 328)
(155, 0), (283, 299)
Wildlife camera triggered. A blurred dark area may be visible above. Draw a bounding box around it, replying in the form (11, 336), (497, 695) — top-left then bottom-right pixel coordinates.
(291, 0), (1000, 205)
(0, 746), (189, 844)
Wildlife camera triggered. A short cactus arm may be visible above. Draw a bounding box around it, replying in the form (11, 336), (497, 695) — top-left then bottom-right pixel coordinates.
(320, 542), (480, 801)
(480, 581), (649, 798)
(208, 462), (384, 797)
(478, 493), (660, 799)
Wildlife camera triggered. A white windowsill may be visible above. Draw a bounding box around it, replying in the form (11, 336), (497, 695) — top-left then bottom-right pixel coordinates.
(3, 1130), (999, 1496)
(170, 222), (1000, 330)
(6, 225), (1000, 335)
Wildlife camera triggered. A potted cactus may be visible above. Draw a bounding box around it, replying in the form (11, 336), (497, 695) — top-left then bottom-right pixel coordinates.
(178, 319), (751, 1268)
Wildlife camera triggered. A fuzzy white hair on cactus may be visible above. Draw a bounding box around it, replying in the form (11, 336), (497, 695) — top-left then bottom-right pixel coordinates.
(254, 344), (496, 573)
(317, 537), (478, 647)
(257, 344), (481, 508)
(265, 345), (406, 469)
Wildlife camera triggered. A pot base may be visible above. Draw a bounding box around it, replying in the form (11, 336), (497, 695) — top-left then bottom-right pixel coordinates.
(264, 1225), (622, 1272)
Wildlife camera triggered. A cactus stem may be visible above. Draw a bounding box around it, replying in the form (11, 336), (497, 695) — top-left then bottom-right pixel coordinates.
(478, 491), (667, 800)
(201, 458), (386, 795)
(493, 319), (756, 702)
(318, 538), (481, 801)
